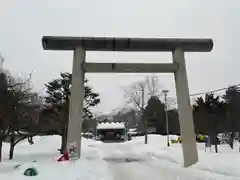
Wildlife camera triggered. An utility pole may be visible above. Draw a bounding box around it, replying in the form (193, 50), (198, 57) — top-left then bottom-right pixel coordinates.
(162, 89), (169, 147)
(141, 84), (148, 144)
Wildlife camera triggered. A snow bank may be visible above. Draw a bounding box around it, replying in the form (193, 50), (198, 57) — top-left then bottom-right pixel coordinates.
(2, 133), (240, 179)
(0, 135), (110, 180)
(193, 147), (240, 177)
(131, 135), (240, 178)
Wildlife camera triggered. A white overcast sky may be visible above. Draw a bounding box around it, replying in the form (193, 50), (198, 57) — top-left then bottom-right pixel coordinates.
(0, 0), (239, 114)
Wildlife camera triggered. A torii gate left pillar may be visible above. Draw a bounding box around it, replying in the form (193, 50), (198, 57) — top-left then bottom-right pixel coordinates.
(42, 36), (213, 167)
(67, 47), (85, 158)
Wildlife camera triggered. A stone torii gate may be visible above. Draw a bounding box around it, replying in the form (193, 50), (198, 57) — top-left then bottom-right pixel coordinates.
(42, 36), (213, 167)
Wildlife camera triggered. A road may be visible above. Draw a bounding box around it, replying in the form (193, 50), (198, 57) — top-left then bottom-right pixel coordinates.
(95, 142), (237, 180)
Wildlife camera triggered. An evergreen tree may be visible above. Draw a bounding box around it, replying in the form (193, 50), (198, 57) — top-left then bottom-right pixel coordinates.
(44, 72), (100, 153)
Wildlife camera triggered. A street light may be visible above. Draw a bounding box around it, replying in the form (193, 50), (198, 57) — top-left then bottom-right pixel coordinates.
(162, 89), (170, 147)
(140, 84), (148, 144)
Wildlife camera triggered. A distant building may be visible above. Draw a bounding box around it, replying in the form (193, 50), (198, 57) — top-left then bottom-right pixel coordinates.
(96, 122), (127, 142)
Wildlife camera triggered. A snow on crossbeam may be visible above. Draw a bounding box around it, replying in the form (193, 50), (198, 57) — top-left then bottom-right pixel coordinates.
(97, 122), (125, 130)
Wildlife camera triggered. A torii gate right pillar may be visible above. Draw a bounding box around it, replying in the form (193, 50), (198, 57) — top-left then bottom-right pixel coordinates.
(173, 48), (197, 167)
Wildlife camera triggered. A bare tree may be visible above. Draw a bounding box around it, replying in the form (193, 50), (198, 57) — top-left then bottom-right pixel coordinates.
(124, 81), (145, 110)
(0, 69), (41, 161)
(123, 75), (164, 144)
(146, 75), (163, 97)
(124, 75), (164, 110)
(7, 73), (40, 160)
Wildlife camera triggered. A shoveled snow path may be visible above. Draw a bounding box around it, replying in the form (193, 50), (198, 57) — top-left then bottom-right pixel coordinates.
(95, 142), (239, 180)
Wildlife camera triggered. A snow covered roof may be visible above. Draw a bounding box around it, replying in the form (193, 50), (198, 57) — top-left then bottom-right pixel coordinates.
(97, 122), (125, 130)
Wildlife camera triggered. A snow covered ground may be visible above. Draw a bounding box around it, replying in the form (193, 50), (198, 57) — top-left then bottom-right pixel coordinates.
(0, 135), (240, 180)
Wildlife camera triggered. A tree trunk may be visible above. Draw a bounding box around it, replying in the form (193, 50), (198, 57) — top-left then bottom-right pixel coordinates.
(210, 134), (219, 153)
(210, 118), (219, 153)
(230, 131), (235, 149)
(229, 134), (233, 149)
(144, 119), (148, 144)
(28, 136), (34, 145)
(214, 144), (218, 153)
(9, 143), (14, 160)
(9, 131), (15, 160)
(229, 114), (236, 149)
(210, 132), (219, 153)
(60, 134), (67, 154)
(60, 125), (68, 154)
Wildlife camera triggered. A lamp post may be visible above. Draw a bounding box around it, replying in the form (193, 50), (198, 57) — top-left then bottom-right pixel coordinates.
(140, 84), (148, 144)
(162, 89), (170, 147)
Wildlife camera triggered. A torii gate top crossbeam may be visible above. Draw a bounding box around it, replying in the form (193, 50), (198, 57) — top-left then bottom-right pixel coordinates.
(42, 36), (213, 52)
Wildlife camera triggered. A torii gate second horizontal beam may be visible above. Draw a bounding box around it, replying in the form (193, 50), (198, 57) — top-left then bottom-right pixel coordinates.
(82, 63), (178, 73)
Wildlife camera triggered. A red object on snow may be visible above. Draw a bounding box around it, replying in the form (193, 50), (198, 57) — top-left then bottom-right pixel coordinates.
(57, 152), (69, 161)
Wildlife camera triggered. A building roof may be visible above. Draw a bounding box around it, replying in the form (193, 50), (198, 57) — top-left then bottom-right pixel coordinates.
(97, 122), (125, 130)
(42, 36), (213, 52)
